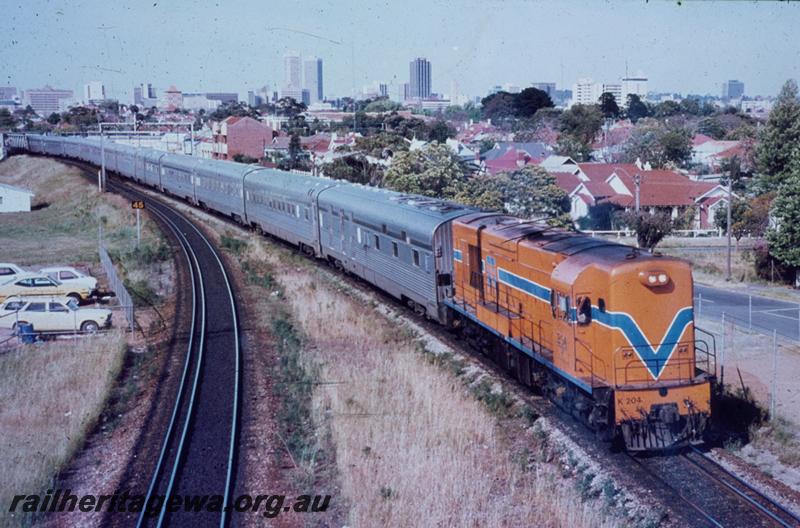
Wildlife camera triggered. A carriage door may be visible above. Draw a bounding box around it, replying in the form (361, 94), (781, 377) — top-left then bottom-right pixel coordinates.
(573, 291), (596, 382)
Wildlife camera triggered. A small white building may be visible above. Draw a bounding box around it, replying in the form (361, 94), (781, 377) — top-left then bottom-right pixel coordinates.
(0, 182), (34, 213)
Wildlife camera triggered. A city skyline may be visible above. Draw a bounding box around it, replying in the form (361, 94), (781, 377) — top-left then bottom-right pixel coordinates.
(1, 0), (798, 103)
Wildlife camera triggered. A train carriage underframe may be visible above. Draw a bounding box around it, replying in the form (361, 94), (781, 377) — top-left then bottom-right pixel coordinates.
(451, 308), (710, 451)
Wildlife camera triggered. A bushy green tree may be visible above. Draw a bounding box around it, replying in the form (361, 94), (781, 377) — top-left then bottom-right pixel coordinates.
(322, 155), (383, 185)
(756, 80), (800, 188)
(363, 97), (402, 112)
(513, 87), (554, 118)
(598, 92), (620, 118)
(383, 143), (470, 198)
(622, 119), (692, 168)
(626, 94), (650, 123)
(767, 151), (800, 270)
(556, 104), (602, 161)
(490, 166), (571, 224)
(617, 211), (674, 250)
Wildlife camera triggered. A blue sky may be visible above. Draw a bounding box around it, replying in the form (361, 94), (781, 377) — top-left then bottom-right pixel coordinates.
(1, 0), (798, 101)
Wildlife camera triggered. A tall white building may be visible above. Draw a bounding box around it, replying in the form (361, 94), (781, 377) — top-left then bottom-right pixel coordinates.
(282, 51), (302, 101)
(571, 78), (596, 106)
(622, 73), (648, 101)
(83, 81), (106, 104)
(571, 78), (624, 107)
(303, 57), (323, 103)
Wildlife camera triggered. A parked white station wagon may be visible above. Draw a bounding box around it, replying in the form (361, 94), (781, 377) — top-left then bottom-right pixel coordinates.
(0, 296), (112, 333)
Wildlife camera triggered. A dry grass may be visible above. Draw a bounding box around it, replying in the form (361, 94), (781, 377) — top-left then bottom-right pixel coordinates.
(0, 332), (127, 528)
(219, 230), (622, 528)
(0, 155), (164, 267)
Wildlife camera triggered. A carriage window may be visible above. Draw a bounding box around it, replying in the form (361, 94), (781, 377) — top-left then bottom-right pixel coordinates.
(356, 227), (362, 244)
(576, 297), (591, 326)
(392, 241), (399, 257)
(374, 234), (380, 250)
(413, 249), (420, 267)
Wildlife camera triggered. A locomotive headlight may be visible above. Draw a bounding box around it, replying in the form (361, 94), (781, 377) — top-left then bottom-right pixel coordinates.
(639, 270), (670, 287)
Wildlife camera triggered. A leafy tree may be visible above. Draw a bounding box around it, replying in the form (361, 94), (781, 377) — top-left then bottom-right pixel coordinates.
(383, 143), (469, 199)
(679, 98), (701, 116)
(714, 198), (751, 241)
(288, 134), (303, 169)
(598, 92), (620, 119)
(99, 100), (120, 115)
(622, 119), (692, 168)
(209, 101), (261, 122)
(697, 117), (726, 140)
(555, 134), (592, 162)
(353, 132), (409, 158)
(559, 104), (602, 145)
(618, 211), (674, 250)
(756, 80), (800, 188)
(426, 119), (456, 143)
(61, 106), (99, 130)
(481, 91), (516, 121)
(626, 94), (650, 123)
(513, 87), (554, 118)
(653, 100), (681, 118)
(490, 166), (571, 224)
(0, 108), (18, 129)
(768, 152), (800, 274)
(46, 112), (61, 125)
(363, 97), (402, 112)
(130, 104), (139, 115)
(322, 155), (383, 185)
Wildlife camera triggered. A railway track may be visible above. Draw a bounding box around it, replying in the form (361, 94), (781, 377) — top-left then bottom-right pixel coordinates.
(107, 180), (241, 528)
(627, 449), (800, 528)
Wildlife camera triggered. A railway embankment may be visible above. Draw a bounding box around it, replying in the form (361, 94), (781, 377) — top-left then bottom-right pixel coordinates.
(0, 155), (177, 528)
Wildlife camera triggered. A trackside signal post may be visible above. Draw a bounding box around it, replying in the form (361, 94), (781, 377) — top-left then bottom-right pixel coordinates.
(132, 200), (145, 247)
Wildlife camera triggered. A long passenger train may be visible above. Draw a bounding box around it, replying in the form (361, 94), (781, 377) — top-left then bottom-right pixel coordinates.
(12, 133), (716, 451)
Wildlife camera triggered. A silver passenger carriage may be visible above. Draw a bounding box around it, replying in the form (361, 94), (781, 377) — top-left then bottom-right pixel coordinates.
(316, 185), (473, 321)
(243, 169), (336, 256)
(193, 159), (252, 219)
(159, 153), (199, 202)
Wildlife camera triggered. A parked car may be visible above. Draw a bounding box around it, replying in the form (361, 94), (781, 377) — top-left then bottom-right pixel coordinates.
(40, 266), (98, 296)
(0, 296), (112, 333)
(0, 263), (25, 281)
(0, 273), (93, 303)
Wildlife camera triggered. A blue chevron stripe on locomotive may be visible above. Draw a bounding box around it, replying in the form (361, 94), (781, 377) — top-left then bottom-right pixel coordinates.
(495, 267), (693, 379)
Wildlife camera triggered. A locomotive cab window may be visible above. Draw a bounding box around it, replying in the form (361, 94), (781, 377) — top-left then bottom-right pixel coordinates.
(576, 296), (592, 326)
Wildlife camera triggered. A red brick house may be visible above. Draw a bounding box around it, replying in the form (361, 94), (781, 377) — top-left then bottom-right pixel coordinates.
(211, 116), (274, 161)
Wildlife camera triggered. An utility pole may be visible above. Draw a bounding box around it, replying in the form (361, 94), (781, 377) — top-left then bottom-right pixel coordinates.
(726, 160), (736, 281)
(633, 173), (641, 213)
(99, 123), (106, 192)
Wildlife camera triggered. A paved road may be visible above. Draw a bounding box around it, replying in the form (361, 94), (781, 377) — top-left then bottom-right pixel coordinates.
(695, 284), (800, 341)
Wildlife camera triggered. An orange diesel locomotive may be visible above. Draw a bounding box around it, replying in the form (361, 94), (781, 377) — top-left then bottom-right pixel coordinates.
(445, 213), (716, 450)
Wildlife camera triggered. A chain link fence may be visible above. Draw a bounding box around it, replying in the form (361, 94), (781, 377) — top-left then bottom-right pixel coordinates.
(695, 304), (799, 424)
(99, 244), (135, 333)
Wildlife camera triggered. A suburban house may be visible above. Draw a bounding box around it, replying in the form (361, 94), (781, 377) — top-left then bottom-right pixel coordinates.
(477, 142), (552, 175)
(0, 182), (35, 213)
(545, 157), (729, 229)
(211, 116), (274, 161)
(691, 134), (744, 167)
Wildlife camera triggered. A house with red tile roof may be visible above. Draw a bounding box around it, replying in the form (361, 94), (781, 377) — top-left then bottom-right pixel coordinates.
(546, 159), (729, 228)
